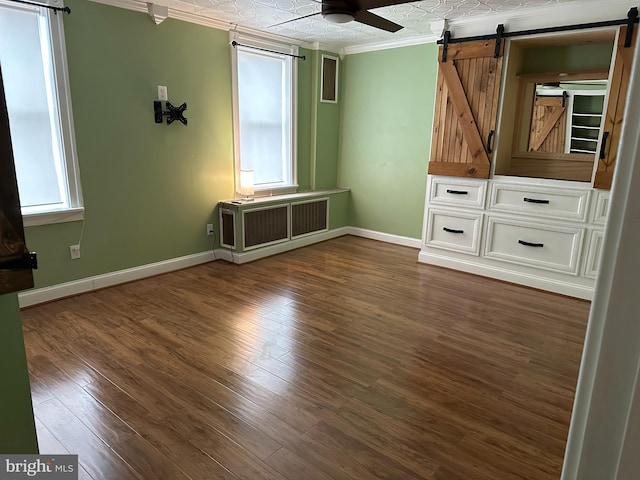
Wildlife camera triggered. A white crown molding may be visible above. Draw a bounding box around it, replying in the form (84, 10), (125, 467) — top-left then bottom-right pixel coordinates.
(343, 34), (438, 56)
(168, 7), (231, 31)
(228, 27), (307, 49)
(89, 0), (333, 51)
(87, 0), (640, 56)
(89, 0), (148, 14)
(301, 40), (342, 55)
(447, 0), (639, 40)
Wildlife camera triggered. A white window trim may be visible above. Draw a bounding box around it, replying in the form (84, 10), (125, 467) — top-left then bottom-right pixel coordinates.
(7, 0), (84, 227)
(229, 32), (298, 198)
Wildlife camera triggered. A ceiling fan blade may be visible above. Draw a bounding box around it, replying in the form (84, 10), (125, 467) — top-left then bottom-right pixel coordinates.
(357, 0), (415, 10)
(354, 10), (403, 32)
(269, 12), (321, 28)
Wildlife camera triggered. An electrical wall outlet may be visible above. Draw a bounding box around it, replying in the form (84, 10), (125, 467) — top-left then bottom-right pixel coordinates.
(70, 244), (81, 259)
(158, 85), (168, 101)
(206, 224), (215, 236)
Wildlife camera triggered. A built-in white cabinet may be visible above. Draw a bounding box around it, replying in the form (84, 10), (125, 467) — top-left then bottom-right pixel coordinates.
(419, 23), (634, 299)
(420, 176), (605, 299)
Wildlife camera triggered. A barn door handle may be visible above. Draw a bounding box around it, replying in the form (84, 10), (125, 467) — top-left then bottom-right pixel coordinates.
(518, 240), (544, 248)
(0, 252), (38, 270)
(487, 130), (495, 153)
(600, 131), (610, 159)
(443, 227), (464, 234)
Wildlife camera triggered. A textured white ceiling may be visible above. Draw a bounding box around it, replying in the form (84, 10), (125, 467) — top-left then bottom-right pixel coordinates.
(159, 0), (594, 49)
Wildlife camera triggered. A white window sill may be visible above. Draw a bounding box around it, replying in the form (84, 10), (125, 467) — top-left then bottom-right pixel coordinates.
(23, 207), (84, 227)
(224, 188), (350, 208)
(236, 185), (299, 200)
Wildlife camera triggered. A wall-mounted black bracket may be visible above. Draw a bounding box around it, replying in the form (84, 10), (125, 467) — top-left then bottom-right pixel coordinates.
(494, 24), (504, 58)
(0, 252), (38, 271)
(625, 7), (638, 47)
(154, 101), (188, 126)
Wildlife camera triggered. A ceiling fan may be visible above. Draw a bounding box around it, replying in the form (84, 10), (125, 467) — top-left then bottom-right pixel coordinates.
(271, 0), (414, 33)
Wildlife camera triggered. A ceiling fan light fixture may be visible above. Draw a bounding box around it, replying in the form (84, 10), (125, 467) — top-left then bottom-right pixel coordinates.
(323, 12), (354, 24)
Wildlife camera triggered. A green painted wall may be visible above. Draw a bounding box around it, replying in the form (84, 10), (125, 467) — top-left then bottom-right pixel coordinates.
(23, 0), (325, 289)
(337, 44), (438, 239)
(309, 51), (341, 190)
(0, 294), (38, 453)
(522, 43), (614, 73)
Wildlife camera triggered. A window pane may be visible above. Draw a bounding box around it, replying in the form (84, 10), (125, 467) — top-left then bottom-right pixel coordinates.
(0, 5), (64, 209)
(237, 50), (287, 186)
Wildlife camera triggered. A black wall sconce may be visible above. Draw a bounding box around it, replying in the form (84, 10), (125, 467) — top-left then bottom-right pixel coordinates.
(154, 101), (188, 125)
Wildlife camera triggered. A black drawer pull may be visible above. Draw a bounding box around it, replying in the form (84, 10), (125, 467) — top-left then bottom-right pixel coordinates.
(518, 240), (544, 248)
(443, 227), (464, 234)
(487, 129), (495, 154)
(523, 197), (550, 204)
(446, 189), (468, 195)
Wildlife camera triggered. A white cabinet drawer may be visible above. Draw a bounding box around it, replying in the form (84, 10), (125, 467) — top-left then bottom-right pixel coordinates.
(425, 209), (482, 255)
(484, 217), (584, 274)
(429, 177), (487, 209)
(489, 184), (590, 222)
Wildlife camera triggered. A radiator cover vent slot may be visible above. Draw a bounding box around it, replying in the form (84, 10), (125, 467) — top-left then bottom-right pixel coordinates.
(291, 199), (328, 238)
(220, 210), (235, 248)
(243, 206), (289, 249)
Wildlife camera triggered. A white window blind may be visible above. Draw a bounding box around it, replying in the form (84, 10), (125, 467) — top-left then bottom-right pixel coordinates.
(0, 0), (82, 224)
(232, 36), (297, 195)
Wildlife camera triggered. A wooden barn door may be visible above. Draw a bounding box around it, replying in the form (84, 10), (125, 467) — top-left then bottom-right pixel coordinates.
(429, 39), (504, 178)
(529, 95), (567, 153)
(0, 66), (35, 294)
(594, 25), (637, 189)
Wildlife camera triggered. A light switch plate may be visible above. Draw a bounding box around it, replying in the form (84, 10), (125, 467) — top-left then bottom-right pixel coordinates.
(158, 85), (168, 101)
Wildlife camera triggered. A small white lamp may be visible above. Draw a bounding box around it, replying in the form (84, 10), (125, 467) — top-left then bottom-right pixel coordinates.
(239, 169), (254, 202)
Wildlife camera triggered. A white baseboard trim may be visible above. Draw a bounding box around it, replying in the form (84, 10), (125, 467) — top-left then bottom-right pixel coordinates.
(418, 250), (593, 300)
(18, 226), (418, 307)
(18, 251), (215, 308)
(346, 227), (421, 249)
(215, 227), (351, 264)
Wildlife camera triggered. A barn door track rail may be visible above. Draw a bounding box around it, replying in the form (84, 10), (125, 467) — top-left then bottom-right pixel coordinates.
(440, 6), (639, 62)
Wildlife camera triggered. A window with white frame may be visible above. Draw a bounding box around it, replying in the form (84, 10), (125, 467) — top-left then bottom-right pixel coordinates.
(0, 0), (82, 226)
(231, 35), (297, 195)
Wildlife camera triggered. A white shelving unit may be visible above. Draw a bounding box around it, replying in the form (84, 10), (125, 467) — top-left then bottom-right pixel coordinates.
(567, 93), (605, 154)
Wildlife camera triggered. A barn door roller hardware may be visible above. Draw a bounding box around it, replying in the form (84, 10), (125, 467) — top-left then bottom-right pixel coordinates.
(439, 6), (639, 62)
(0, 252), (38, 271)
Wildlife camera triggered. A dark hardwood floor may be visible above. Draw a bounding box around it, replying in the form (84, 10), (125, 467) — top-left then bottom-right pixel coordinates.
(21, 236), (590, 479)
